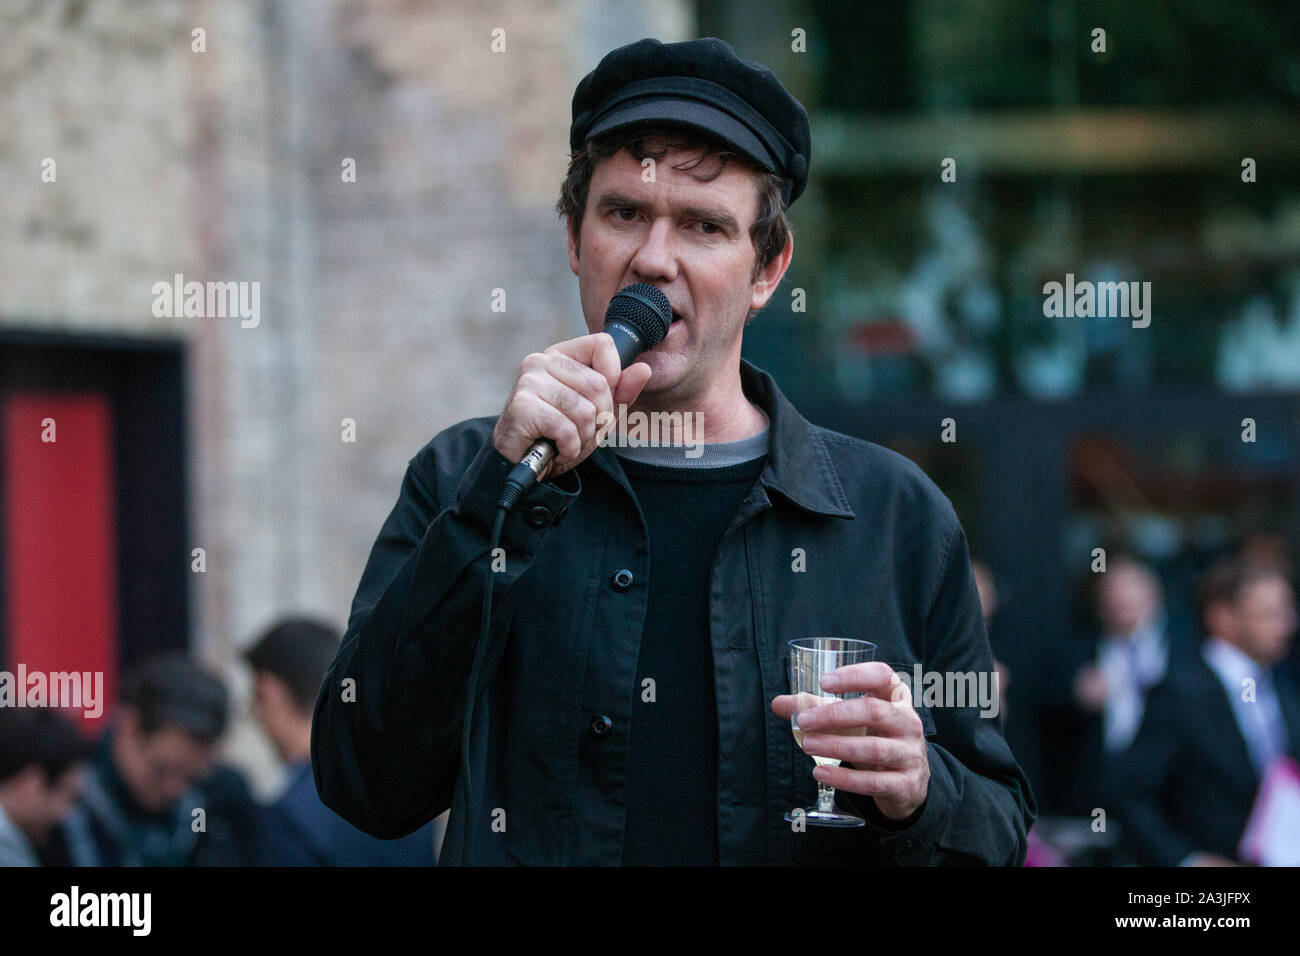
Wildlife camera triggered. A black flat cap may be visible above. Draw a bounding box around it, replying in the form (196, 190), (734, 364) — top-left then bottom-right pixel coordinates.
(570, 37), (811, 207)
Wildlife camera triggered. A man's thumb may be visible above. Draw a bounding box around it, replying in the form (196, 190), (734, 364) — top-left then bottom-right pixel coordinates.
(614, 362), (653, 406)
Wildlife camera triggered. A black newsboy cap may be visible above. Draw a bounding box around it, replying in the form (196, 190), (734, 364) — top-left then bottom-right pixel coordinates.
(570, 37), (811, 207)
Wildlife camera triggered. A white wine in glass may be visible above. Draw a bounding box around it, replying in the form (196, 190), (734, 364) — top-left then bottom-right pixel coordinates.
(792, 709), (867, 767)
(784, 637), (876, 827)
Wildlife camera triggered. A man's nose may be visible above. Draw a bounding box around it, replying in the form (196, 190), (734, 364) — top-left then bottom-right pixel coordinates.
(630, 217), (678, 283)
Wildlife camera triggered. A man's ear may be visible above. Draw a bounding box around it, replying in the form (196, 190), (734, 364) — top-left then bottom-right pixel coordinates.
(748, 232), (794, 314)
(567, 218), (581, 276)
(118, 706), (141, 741)
(256, 672), (293, 713)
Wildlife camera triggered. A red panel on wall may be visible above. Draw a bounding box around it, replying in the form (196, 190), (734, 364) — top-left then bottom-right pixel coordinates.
(2, 393), (118, 731)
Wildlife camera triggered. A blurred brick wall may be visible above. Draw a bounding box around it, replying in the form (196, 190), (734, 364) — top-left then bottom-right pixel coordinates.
(0, 0), (688, 791)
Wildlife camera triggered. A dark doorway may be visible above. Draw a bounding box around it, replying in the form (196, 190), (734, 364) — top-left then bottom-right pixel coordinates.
(0, 330), (190, 726)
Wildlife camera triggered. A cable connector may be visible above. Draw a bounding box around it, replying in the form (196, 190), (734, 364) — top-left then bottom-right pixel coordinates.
(496, 438), (556, 511)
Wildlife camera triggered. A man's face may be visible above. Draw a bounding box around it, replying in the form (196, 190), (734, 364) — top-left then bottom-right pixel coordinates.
(250, 671), (300, 761)
(3, 763), (83, 846)
(32, 765), (83, 843)
(115, 714), (216, 813)
(568, 141), (790, 408)
(971, 562), (997, 622)
(1232, 576), (1296, 665)
(1098, 563), (1158, 636)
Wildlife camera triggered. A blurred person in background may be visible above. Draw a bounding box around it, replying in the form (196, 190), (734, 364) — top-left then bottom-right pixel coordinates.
(974, 561), (1059, 867)
(1043, 555), (1184, 815)
(1238, 533), (1300, 688)
(245, 618), (439, 865)
(41, 652), (261, 866)
(972, 560), (1010, 723)
(1076, 556), (1179, 754)
(1113, 557), (1300, 865)
(0, 708), (91, 866)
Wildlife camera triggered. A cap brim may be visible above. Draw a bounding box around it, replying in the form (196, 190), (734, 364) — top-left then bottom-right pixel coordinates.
(585, 98), (779, 173)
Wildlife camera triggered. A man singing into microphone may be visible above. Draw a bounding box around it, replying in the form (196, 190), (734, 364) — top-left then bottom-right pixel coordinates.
(312, 37), (1035, 865)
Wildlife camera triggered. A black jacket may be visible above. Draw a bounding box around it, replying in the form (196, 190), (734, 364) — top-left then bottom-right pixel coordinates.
(1111, 647), (1300, 865)
(311, 359), (1036, 865)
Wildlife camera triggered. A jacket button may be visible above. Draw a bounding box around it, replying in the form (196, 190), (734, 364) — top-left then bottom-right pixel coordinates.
(525, 505), (552, 528)
(590, 715), (613, 738)
(610, 568), (634, 591)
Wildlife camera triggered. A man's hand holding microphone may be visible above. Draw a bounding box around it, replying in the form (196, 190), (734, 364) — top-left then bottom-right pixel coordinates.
(491, 284), (673, 507)
(492, 335), (652, 482)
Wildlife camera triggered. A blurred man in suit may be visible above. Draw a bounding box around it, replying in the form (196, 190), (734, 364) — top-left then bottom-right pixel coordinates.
(0, 708), (90, 866)
(245, 618), (439, 865)
(1076, 556), (1176, 753)
(1044, 555), (1181, 815)
(1113, 557), (1300, 865)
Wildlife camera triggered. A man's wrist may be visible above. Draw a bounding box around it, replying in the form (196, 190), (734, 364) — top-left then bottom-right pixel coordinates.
(455, 434), (580, 550)
(857, 792), (926, 831)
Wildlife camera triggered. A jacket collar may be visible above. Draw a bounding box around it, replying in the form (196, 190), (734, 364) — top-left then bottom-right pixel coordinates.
(589, 358), (855, 519)
(740, 358), (855, 518)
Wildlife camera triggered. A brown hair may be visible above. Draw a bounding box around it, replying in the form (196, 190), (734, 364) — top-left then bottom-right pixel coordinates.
(1197, 556), (1290, 627)
(556, 125), (792, 324)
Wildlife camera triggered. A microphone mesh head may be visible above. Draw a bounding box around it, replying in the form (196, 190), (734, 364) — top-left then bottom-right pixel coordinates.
(608, 284), (672, 346)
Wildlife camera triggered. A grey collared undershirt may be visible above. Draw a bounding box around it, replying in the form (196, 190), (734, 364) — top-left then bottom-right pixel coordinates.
(613, 423), (770, 468)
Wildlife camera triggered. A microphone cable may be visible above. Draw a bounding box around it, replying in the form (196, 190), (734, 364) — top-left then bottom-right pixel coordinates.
(456, 504), (505, 865)
(452, 283), (669, 864)
(457, 440), (556, 864)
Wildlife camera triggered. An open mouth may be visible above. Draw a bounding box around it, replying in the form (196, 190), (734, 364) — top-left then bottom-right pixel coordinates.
(650, 315), (682, 351)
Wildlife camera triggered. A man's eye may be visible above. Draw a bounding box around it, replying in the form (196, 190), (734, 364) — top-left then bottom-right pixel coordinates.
(697, 221), (721, 235)
(613, 207), (637, 221)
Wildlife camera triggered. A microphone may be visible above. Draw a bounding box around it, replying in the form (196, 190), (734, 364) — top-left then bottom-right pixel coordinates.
(496, 283), (673, 510)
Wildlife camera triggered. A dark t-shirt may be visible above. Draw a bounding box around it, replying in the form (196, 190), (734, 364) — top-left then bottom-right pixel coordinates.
(616, 427), (769, 865)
